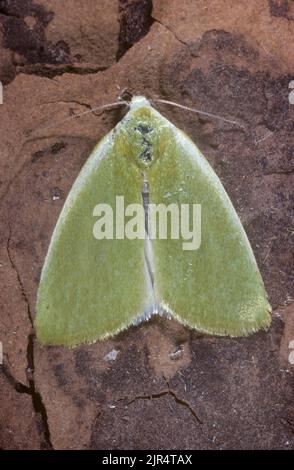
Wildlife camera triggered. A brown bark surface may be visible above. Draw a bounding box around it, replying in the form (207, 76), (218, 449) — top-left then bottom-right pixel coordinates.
(0, 0), (293, 449)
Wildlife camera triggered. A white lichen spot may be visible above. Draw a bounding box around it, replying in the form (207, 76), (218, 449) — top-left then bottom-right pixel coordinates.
(169, 345), (183, 360)
(104, 349), (119, 362)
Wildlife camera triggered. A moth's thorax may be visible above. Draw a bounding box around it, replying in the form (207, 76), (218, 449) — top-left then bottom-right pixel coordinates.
(129, 95), (151, 110)
(114, 105), (172, 170)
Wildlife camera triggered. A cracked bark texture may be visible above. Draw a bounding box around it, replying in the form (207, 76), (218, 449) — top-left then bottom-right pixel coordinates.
(0, 0), (294, 450)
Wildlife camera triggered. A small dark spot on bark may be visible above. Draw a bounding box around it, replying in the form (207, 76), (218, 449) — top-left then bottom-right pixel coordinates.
(0, 63), (16, 85)
(47, 350), (62, 363)
(75, 398), (85, 409)
(32, 142), (66, 163)
(51, 187), (63, 200)
(53, 363), (68, 387)
(31, 149), (45, 163)
(34, 189), (43, 201)
(74, 350), (92, 378)
(268, 0), (294, 20)
(51, 141), (67, 154)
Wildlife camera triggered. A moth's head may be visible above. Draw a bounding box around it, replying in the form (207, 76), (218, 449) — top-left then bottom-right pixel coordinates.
(129, 95), (151, 110)
(114, 96), (171, 169)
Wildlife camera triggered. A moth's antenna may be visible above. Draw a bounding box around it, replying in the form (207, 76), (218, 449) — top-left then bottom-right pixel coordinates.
(31, 100), (129, 135)
(153, 98), (244, 129)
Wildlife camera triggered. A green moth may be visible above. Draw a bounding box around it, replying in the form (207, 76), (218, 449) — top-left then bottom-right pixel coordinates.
(36, 96), (271, 346)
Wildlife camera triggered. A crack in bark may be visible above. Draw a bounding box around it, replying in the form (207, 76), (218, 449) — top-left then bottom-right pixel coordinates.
(15, 63), (108, 79)
(1, 356), (53, 449)
(39, 99), (92, 109)
(151, 17), (191, 50)
(6, 225), (33, 327)
(26, 333), (53, 449)
(280, 416), (294, 434)
(5, 226), (53, 449)
(37, 99), (104, 118)
(1, 364), (29, 393)
(118, 380), (203, 424)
